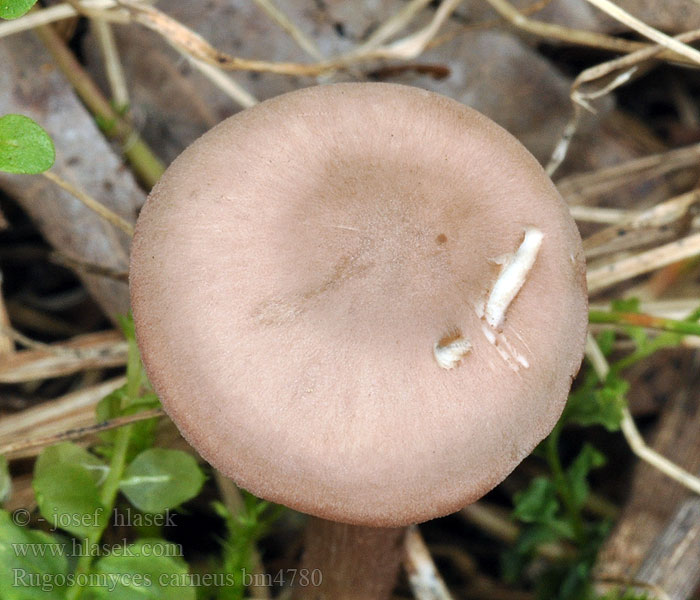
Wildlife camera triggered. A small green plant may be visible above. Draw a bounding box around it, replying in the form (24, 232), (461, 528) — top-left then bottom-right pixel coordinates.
(0, 317), (209, 599)
(207, 493), (285, 600)
(503, 298), (699, 600)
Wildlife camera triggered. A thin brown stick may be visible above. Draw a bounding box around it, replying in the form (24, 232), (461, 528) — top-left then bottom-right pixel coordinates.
(0, 330), (127, 383)
(0, 408), (164, 457)
(0, 377), (125, 443)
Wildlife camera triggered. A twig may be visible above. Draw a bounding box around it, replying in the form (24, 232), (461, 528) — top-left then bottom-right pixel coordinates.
(404, 525), (454, 600)
(584, 334), (700, 496)
(42, 171), (134, 236)
(0, 408), (165, 460)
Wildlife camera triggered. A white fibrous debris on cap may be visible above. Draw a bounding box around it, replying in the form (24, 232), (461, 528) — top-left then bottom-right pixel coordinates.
(485, 227), (544, 329)
(433, 334), (472, 370)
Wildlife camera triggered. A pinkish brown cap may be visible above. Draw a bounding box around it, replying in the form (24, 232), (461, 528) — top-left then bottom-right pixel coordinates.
(130, 83), (587, 527)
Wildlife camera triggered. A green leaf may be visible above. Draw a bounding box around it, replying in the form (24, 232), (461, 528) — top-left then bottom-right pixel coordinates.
(0, 114), (54, 174)
(35, 442), (108, 486)
(0, 0), (37, 19)
(0, 454), (11, 504)
(120, 449), (205, 514)
(566, 444), (606, 511)
(512, 477), (559, 524)
(0, 509), (69, 599)
(565, 371), (626, 432)
(33, 444), (108, 538)
(89, 539), (195, 600)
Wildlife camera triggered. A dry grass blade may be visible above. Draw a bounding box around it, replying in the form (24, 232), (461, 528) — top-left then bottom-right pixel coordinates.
(49, 252), (129, 282)
(587, 231), (700, 292)
(118, 0), (330, 75)
(485, 0), (673, 58)
(93, 17), (130, 109)
(42, 171), (134, 237)
(585, 335), (700, 496)
(0, 377), (125, 455)
(0, 330), (127, 383)
(377, 0), (463, 60)
(252, 0), (322, 59)
(583, 190), (700, 258)
(583, 0), (700, 65)
(557, 142), (700, 202)
(0, 325), (76, 355)
(404, 525), (454, 600)
(178, 51), (258, 108)
(571, 29), (700, 110)
(548, 31), (700, 174)
(0, 408), (164, 457)
(353, 0), (434, 54)
(569, 205), (631, 224)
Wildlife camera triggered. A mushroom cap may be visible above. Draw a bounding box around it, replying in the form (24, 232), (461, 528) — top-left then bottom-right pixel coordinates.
(130, 83), (587, 527)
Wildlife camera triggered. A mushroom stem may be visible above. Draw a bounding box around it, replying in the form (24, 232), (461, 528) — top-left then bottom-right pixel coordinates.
(293, 517), (405, 600)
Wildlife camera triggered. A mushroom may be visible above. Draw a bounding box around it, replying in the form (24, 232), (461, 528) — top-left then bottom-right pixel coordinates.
(130, 83), (588, 599)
